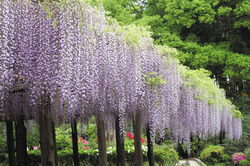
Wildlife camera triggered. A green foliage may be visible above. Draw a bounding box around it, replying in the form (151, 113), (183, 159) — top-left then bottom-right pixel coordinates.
(240, 159), (250, 166)
(26, 125), (40, 150)
(97, 0), (250, 107)
(123, 135), (148, 164)
(97, 0), (250, 101)
(244, 148), (250, 160)
(156, 45), (179, 57)
(28, 149), (42, 156)
(234, 0), (250, 29)
(154, 144), (179, 166)
(0, 123), (6, 162)
(82, 120), (97, 139)
(123, 139), (146, 164)
(200, 145), (231, 165)
(217, 6), (232, 16)
(121, 24), (153, 45)
(0, 123), (6, 153)
(144, 0), (250, 54)
(123, 137), (179, 165)
(181, 137), (207, 158)
(143, 72), (167, 90)
(56, 134), (72, 151)
(162, 34), (250, 81)
(185, 33), (200, 43)
(100, 0), (136, 24)
(164, 0), (217, 29)
(55, 124), (73, 151)
(23, 138), (176, 166)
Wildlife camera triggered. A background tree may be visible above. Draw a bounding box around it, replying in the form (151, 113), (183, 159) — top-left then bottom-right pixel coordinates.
(99, 0), (249, 98)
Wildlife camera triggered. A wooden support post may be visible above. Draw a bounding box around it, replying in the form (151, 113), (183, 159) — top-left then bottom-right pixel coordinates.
(133, 111), (143, 166)
(115, 116), (125, 166)
(96, 113), (107, 166)
(39, 106), (57, 166)
(6, 120), (15, 166)
(146, 124), (155, 166)
(15, 118), (28, 166)
(71, 118), (79, 166)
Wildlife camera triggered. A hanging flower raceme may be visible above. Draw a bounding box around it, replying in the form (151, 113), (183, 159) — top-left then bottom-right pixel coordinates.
(0, 0), (242, 148)
(0, 0), (16, 119)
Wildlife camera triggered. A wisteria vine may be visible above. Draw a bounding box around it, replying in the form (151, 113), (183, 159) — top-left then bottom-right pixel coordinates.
(0, 0), (242, 148)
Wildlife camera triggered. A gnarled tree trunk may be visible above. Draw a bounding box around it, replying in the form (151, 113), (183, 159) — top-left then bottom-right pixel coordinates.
(133, 111), (143, 166)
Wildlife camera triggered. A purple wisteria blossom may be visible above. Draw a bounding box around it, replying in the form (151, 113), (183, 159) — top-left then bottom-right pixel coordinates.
(0, 0), (242, 146)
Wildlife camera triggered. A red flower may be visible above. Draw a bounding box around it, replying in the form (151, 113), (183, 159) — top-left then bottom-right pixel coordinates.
(126, 132), (134, 140)
(78, 137), (85, 143)
(70, 137), (85, 143)
(141, 138), (147, 144)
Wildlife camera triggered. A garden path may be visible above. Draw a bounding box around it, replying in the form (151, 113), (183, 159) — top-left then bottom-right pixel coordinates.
(177, 158), (206, 166)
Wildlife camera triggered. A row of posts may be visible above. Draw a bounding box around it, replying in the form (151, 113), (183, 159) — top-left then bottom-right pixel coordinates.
(4, 110), (155, 166)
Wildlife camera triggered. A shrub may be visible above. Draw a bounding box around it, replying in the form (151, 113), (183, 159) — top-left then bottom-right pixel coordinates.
(0, 126), (6, 163)
(23, 137), (176, 165)
(200, 145), (231, 165)
(123, 136), (148, 164)
(154, 144), (179, 166)
(178, 137), (207, 158)
(240, 159), (250, 166)
(26, 124), (40, 150)
(81, 118), (97, 140)
(244, 148), (250, 160)
(0, 124), (7, 154)
(232, 153), (246, 164)
(56, 134), (72, 151)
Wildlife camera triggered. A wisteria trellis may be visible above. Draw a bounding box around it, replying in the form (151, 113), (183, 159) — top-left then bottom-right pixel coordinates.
(0, 0), (242, 148)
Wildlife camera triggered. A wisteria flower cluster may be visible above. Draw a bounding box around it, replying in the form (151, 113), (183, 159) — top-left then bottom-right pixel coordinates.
(0, 0), (242, 151)
(232, 152), (246, 164)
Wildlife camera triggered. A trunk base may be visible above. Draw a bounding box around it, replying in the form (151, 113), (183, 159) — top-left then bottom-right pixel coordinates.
(96, 113), (107, 166)
(71, 118), (79, 166)
(115, 117), (125, 166)
(133, 111), (143, 166)
(39, 111), (57, 166)
(15, 118), (28, 166)
(6, 120), (16, 166)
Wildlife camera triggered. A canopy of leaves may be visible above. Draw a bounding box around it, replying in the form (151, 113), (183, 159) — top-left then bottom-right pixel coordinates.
(97, 0), (249, 101)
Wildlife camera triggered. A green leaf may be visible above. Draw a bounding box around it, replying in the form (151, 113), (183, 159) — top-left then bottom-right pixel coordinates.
(52, 18), (57, 29)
